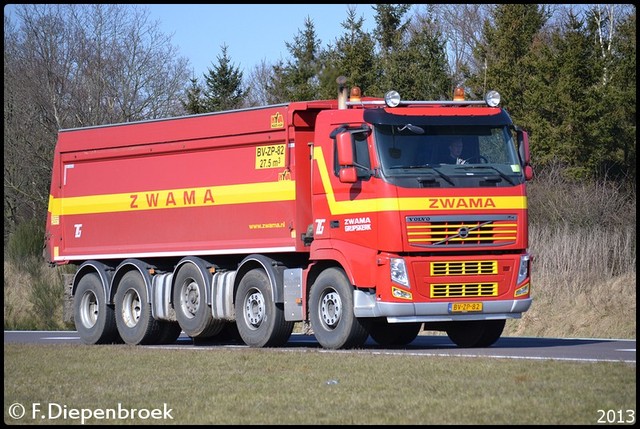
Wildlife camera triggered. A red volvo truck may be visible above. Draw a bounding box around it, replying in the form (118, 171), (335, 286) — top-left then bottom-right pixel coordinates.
(45, 80), (533, 349)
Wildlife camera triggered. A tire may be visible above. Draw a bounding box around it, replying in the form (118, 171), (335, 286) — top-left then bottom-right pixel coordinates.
(369, 319), (422, 347)
(74, 273), (120, 344)
(114, 270), (163, 345)
(475, 319), (506, 347)
(235, 269), (294, 348)
(309, 267), (370, 350)
(173, 263), (223, 338)
(155, 321), (182, 345)
(215, 321), (243, 342)
(446, 319), (505, 348)
(193, 321), (243, 345)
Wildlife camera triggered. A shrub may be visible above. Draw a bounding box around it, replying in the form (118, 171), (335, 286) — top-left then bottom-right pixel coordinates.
(6, 217), (45, 270)
(528, 164), (636, 229)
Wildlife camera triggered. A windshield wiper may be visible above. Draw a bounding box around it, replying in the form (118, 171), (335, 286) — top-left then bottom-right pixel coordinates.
(389, 164), (455, 186)
(459, 165), (516, 185)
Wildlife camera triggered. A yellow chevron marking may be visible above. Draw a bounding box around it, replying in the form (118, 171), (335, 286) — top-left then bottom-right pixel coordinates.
(312, 146), (526, 214)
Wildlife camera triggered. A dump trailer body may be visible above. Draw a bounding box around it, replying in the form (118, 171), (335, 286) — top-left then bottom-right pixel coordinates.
(46, 102), (333, 263)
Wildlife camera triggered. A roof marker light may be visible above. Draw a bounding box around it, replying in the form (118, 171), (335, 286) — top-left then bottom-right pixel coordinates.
(350, 87), (361, 103)
(453, 87), (465, 101)
(485, 90), (501, 107)
(384, 90), (401, 107)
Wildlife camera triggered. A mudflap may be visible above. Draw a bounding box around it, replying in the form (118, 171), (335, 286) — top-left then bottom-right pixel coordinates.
(62, 273), (74, 324)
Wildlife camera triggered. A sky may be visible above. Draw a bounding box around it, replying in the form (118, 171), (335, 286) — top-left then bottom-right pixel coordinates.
(145, 4), (381, 78)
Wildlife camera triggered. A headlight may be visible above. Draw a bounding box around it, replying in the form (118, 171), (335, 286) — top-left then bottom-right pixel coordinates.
(517, 254), (530, 285)
(390, 258), (409, 287)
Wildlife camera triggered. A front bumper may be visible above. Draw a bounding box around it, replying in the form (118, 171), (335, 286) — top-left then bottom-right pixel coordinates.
(353, 288), (532, 322)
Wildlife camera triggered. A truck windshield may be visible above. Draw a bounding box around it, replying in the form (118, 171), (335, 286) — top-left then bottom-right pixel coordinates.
(374, 124), (523, 184)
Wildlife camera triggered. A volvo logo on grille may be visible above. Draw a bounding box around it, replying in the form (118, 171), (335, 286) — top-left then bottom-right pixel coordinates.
(458, 226), (470, 238)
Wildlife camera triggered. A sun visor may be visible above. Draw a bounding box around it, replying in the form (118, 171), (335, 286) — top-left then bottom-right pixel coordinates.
(363, 109), (513, 127)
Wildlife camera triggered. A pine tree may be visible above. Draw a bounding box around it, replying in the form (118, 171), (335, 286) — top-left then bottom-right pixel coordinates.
(392, 11), (452, 100)
(584, 5), (636, 181)
(202, 44), (247, 112)
(317, 5), (379, 99)
(373, 4), (411, 55)
(521, 6), (636, 182)
(271, 17), (322, 102)
(182, 77), (205, 114)
(372, 4), (412, 93)
(470, 4), (549, 114)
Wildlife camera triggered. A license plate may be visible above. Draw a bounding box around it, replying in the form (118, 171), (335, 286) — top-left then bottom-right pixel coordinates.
(450, 302), (483, 313)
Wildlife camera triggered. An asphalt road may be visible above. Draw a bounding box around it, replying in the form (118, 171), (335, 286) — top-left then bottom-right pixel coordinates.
(4, 330), (635, 363)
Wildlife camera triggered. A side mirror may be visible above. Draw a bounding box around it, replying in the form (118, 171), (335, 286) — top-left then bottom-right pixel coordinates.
(524, 165), (533, 181)
(517, 129), (534, 181)
(518, 130), (531, 165)
(336, 132), (354, 166)
(339, 166), (357, 183)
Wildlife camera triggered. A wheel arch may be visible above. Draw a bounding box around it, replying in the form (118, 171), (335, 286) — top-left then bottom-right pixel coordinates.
(235, 254), (285, 304)
(305, 260), (344, 313)
(72, 260), (114, 302)
(311, 248), (358, 287)
(172, 256), (216, 306)
(110, 259), (156, 303)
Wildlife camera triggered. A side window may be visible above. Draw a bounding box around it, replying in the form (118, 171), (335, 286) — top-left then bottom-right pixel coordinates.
(353, 132), (371, 177)
(333, 130), (371, 179)
(479, 128), (511, 164)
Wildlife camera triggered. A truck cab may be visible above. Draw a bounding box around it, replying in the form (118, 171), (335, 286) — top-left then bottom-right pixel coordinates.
(303, 86), (533, 348)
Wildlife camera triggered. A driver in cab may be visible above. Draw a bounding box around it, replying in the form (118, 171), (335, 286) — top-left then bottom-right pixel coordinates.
(445, 137), (466, 165)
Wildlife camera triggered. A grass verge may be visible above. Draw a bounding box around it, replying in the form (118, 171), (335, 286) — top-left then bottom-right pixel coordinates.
(3, 344), (636, 425)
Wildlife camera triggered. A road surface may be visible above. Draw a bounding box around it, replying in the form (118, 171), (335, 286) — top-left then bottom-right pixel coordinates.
(4, 330), (635, 363)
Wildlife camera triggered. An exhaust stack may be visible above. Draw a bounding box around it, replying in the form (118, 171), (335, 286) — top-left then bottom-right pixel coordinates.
(337, 76), (348, 109)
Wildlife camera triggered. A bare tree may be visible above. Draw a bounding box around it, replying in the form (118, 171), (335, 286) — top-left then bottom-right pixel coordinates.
(244, 59), (278, 107)
(4, 4), (192, 238)
(421, 4), (490, 84)
(586, 4), (634, 86)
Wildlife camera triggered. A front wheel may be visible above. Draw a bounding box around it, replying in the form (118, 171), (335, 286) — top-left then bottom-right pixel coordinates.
(369, 319), (422, 347)
(235, 269), (294, 347)
(446, 319), (505, 348)
(309, 267), (370, 350)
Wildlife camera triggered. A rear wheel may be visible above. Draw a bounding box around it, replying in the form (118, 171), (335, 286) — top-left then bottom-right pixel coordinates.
(74, 273), (120, 344)
(215, 321), (242, 342)
(173, 263), (223, 338)
(369, 319), (422, 347)
(193, 321), (242, 345)
(446, 320), (505, 348)
(309, 267), (370, 350)
(114, 271), (162, 345)
(155, 321), (182, 344)
(235, 269), (294, 347)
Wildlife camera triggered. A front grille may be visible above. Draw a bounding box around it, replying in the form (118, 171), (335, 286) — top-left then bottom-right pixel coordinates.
(431, 260), (497, 276)
(406, 215), (517, 247)
(431, 283), (498, 298)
